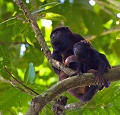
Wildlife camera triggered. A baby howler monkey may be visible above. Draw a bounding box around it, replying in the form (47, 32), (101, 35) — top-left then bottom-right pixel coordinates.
(65, 40), (111, 88)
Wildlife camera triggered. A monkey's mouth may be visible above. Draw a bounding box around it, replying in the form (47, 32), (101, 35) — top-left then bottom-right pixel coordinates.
(51, 40), (58, 45)
(51, 39), (61, 45)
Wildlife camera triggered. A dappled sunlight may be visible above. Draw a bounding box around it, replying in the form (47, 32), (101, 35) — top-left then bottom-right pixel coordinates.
(20, 44), (26, 56)
(89, 0), (96, 6)
(117, 13), (120, 18)
(41, 19), (52, 27)
(116, 21), (120, 25)
(26, 0), (29, 3)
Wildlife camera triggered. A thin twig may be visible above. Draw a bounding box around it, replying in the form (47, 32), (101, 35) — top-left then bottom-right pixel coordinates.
(65, 101), (86, 111)
(106, 0), (120, 7)
(85, 26), (120, 41)
(96, 4), (116, 17)
(0, 41), (28, 45)
(0, 14), (27, 25)
(95, 0), (120, 12)
(9, 79), (36, 96)
(4, 66), (39, 95)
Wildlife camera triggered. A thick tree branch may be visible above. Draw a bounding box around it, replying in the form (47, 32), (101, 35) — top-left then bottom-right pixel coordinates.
(13, 0), (52, 60)
(25, 67), (120, 115)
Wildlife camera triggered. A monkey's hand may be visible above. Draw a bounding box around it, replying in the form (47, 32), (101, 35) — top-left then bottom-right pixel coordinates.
(95, 73), (109, 89)
(95, 61), (109, 88)
(64, 55), (82, 77)
(87, 69), (104, 90)
(64, 55), (79, 66)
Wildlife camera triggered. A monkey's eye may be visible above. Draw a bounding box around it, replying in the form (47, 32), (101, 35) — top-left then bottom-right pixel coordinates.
(56, 31), (62, 35)
(56, 31), (60, 35)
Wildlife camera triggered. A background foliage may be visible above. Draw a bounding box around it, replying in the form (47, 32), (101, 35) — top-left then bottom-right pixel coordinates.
(0, 0), (120, 115)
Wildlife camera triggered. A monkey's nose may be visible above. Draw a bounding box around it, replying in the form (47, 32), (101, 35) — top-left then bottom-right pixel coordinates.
(73, 48), (78, 54)
(51, 34), (55, 39)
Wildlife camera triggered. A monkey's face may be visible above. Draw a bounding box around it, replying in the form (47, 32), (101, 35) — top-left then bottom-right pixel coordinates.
(73, 42), (87, 59)
(50, 27), (70, 45)
(50, 30), (63, 45)
(50, 27), (71, 52)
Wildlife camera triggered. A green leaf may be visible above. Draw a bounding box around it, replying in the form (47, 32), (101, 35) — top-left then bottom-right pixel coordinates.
(44, 12), (66, 21)
(6, 18), (16, 26)
(97, 107), (109, 115)
(0, 87), (32, 110)
(0, 45), (12, 79)
(81, 10), (103, 35)
(111, 107), (120, 115)
(0, 87), (21, 110)
(25, 31), (35, 46)
(74, 0), (93, 11)
(24, 62), (35, 84)
(31, 2), (61, 14)
(110, 40), (120, 59)
(13, 20), (26, 36)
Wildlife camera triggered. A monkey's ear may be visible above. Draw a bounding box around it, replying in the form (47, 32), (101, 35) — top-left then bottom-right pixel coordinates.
(65, 26), (69, 30)
(80, 40), (92, 49)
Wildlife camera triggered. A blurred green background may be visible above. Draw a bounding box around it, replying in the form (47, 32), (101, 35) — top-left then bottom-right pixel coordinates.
(0, 0), (120, 115)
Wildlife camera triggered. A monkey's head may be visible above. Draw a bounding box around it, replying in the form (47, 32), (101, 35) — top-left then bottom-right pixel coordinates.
(73, 42), (88, 59)
(50, 27), (71, 52)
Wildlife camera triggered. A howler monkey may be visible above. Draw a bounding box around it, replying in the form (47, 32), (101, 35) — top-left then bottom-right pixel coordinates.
(65, 40), (111, 88)
(50, 27), (98, 102)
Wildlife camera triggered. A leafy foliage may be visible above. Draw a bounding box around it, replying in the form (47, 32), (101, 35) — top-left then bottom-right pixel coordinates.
(0, 0), (120, 115)
(24, 62), (35, 84)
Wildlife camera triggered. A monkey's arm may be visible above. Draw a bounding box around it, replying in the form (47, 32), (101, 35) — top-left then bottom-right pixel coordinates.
(99, 53), (111, 69)
(65, 55), (79, 66)
(52, 51), (62, 74)
(93, 51), (109, 88)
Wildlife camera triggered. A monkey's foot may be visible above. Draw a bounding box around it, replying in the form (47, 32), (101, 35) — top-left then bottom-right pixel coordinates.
(95, 75), (109, 88)
(52, 96), (68, 115)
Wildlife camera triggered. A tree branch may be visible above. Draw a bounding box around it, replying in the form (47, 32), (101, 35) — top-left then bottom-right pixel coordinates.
(25, 67), (120, 115)
(13, 0), (52, 60)
(85, 26), (120, 41)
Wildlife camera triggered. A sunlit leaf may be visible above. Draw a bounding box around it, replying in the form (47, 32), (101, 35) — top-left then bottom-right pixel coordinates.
(25, 31), (35, 46)
(81, 10), (103, 35)
(24, 62), (35, 84)
(44, 12), (66, 21)
(0, 45), (12, 79)
(13, 20), (26, 36)
(0, 87), (20, 110)
(32, 2), (61, 14)
(110, 40), (120, 59)
(75, 0), (93, 11)
(0, 87), (32, 110)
